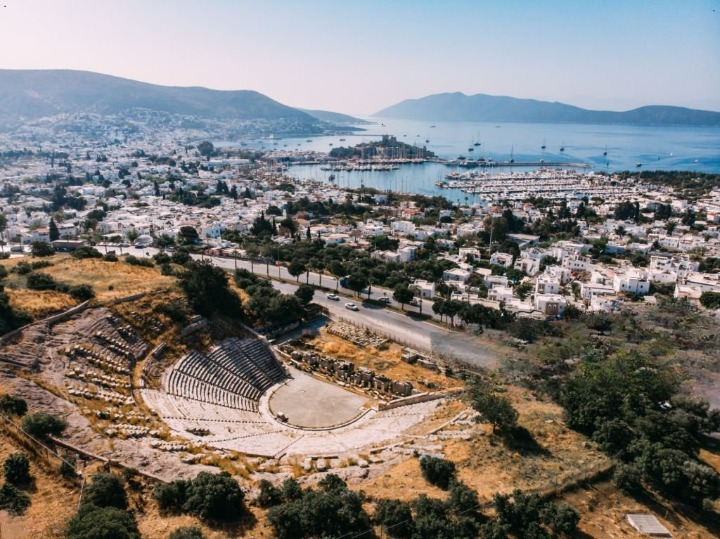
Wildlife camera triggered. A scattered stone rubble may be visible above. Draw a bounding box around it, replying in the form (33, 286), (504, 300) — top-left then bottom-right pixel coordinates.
(326, 321), (388, 348)
(280, 343), (414, 398)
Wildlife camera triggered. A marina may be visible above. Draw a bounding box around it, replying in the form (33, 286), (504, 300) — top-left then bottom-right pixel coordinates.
(434, 168), (629, 202)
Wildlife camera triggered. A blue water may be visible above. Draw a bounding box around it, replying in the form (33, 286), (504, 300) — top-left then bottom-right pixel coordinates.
(220, 119), (720, 201)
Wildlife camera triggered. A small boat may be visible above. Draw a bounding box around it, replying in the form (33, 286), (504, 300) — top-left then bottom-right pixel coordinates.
(306, 139), (312, 142)
(603, 146), (608, 156)
(339, 138), (346, 141)
(429, 125), (436, 128)
(636, 163), (642, 168)
(468, 148), (474, 152)
(425, 139), (429, 143)
(541, 137), (546, 150)
(560, 146), (565, 152)
(474, 142), (481, 146)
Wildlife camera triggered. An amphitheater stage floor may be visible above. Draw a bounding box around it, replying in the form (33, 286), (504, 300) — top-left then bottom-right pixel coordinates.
(269, 369), (369, 429)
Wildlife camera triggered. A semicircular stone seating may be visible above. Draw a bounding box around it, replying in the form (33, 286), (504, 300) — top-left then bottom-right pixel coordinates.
(164, 338), (286, 412)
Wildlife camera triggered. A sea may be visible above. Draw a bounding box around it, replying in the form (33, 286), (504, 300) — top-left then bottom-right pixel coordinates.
(221, 118), (720, 204)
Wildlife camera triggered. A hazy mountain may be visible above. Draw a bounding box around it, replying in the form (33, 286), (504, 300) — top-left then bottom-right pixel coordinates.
(0, 69), (317, 124)
(375, 92), (720, 126)
(300, 109), (371, 125)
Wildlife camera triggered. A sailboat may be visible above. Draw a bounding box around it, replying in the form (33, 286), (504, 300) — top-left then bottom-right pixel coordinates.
(602, 146), (608, 156)
(559, 143), (565, 152)
(509, 146), (515, 164)
(541, 138), (546, 150)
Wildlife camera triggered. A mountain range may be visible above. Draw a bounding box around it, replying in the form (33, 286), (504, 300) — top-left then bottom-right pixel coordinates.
(374, 92), (720, 127)
(0, 69), (323, 127)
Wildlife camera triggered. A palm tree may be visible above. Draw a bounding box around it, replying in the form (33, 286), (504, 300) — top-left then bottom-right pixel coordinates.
(0, 213), (7, 252)
(432, 299), (445, 324)
(246, 244), (259, 274)
(312, 259), (325, 287)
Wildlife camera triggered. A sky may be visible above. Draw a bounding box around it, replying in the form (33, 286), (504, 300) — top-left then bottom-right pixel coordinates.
(0, 0), (719, 115)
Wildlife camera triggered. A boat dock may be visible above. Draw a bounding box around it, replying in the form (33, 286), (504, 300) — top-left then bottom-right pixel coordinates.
(445, 160), (591, 169)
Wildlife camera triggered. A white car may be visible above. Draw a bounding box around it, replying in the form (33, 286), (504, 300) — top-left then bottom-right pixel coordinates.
(345, 302), (359, 311)
(326, 293), (340, 301)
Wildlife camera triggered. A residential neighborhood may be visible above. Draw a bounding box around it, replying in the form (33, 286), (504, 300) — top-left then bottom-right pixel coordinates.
(2, 122), (720, 326)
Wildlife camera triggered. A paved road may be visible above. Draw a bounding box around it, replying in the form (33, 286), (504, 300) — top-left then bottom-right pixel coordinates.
(125, 246), (498, 369)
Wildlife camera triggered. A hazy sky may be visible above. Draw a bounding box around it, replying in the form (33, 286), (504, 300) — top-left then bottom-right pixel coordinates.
(1, 0), (718, 115)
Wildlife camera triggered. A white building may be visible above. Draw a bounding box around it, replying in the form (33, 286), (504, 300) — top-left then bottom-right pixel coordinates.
(534, 294), (567, 316)
(390, 220), (416, 235)
(490, 252), (514, 268)
(488, 286), (515, 302)
(411, 280), (436, 299)
(535, 276), (560, 295)
(613, 269), (650, 296)
(442, 267), (471, 284)
(514, 257), (541, 276)
(563, 254), (593, 272)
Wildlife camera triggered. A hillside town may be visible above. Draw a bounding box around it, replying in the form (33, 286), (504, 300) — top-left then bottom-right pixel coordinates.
(2, 126), (720, 324)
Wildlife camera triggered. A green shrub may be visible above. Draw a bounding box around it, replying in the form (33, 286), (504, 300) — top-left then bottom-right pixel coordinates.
(103, 253), (118, 262)
(60, 457), (78, 480)
(700, 291), (720, 310)
(125, 255), (154, 268)
(468, 382), (519, 434)
(0, 394), (28, 416)
(171, 249), (191, 265)
(169, 526), (204, 539)
(30, 241), (54, 257)
(68, 284), (95, 301)
(26, 271), (60, 291)
(153, 480), (190, 513)
(267, 480), (371, 539)
(373, 499), (414, 539)
(82, 473), (128, 510)
(21, 412), (67, 439)
(30, 260), (53, 270)
(256, 479), (283, 508)
(448, 480), (479, 515)
(14, 261), (31, 275)
(153, 252), (171, 265)
(419, 455), (456, 490)
(3, 452), (32, 485)
(0, 482), (31, 515)
(182, 472), (245, 522)
(71, 246), (103, 259)
(66, 504), (140, 539)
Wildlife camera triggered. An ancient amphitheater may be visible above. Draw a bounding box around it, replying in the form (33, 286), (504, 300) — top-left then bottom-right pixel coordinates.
(1, 304), (446, 467)
(142, 337), (442, 458)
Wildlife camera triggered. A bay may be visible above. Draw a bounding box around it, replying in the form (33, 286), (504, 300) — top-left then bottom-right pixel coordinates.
(223, 118), (720, 202)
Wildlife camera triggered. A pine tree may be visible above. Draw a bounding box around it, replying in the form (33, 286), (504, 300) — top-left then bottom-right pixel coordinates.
(49, 218), (60, 242)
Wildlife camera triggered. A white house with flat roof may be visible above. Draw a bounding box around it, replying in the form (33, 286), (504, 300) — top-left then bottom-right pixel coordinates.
(613, 268), (650, 296)
(534, 294), (567, 317)
(442, 267), (471, 284)
(490, 252), (514, 268)
(411, 280), (436, 299)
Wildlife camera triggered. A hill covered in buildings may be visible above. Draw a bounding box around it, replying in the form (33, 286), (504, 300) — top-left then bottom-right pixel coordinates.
(0, 69), (326, 131)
